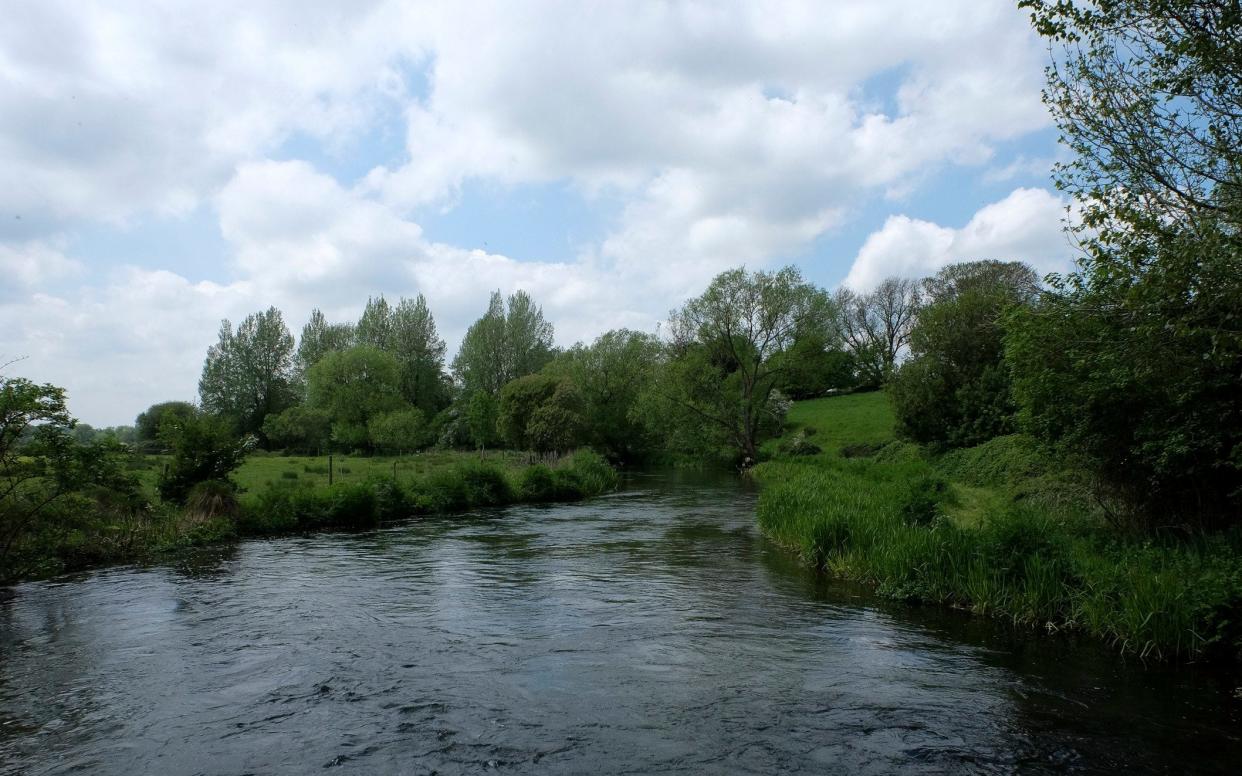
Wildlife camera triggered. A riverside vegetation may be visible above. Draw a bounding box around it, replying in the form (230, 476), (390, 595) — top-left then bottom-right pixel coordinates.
(755, 392), (1242, 662)
(2, 2), (1239, 663)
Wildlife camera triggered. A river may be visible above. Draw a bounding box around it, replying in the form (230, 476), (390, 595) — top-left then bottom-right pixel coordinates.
(2, 470), (1239, 774)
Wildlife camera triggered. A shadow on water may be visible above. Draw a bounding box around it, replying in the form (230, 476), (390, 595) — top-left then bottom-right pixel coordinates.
(1, 467), (1240, 775)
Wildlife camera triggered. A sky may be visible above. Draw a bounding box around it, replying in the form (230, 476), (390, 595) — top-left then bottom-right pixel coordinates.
(1, 0), (1079, 427)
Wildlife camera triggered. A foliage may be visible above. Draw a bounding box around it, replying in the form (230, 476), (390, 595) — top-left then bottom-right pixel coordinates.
(306, 346), (406, 451)
(1011, 1), (1242, 527)
(543, 329), (664, 462)
(464, 391), (500, 450)
(199, 307), (298, 440)
(134, 401), (197, 452)
(757, 391), (1242, 662)
(157, 412), (250, 504)
(834, 277), (921, 386)
(2, 375), (144, 579)
(498, 374), (585, 453)
(295, 308), (356, 379)
(890, 261), (1039, 450)
(261, 404), (332, 453)
(653, 265), (833, 462)
(452, 290), (555, 396)
(771, 336), (856, 399)
(368, 407), (427, 454)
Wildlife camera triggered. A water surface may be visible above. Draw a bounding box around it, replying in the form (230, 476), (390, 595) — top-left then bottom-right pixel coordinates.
(2, 471), (1239, 774)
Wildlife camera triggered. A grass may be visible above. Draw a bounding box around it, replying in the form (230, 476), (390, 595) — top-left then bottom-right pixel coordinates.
(5, 449), (618, 584)
(754, 391), (1242, 663)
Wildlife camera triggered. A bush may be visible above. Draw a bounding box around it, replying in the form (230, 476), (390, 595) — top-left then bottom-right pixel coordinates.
(457, 461), (514, 506)
(562, 449), (618, 496)
(158, 413), (250, 504)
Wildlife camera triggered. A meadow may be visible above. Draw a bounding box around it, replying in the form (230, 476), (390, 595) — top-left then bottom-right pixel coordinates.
(754, 391), (1242, 662)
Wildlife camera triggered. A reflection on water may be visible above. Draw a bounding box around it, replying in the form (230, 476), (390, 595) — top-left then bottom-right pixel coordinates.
(1, 470), (1239, 774)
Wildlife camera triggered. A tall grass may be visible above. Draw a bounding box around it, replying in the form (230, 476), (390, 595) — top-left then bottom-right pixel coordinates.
(755, 392), (1242, 662)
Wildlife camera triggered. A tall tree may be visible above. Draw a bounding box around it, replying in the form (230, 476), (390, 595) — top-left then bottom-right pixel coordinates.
(198, 307), (297, 439)
(452, 290), (554, 395)
(1009, 1), (1242, 525)
(306, 346), (405, 450)
(544, 329), (663, 461)
(834, 277), (921, 386)
(355, 296), (394, 351)
(296, 309), (356, 379)
(654, 266), (832, 462)
(391, 295), (448, 414)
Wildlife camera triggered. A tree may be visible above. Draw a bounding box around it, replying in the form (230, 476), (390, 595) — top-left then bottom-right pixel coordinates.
(1011, 1), (1242, 526)
(1, 374), (141, 577)
(834, 277), (921, 385)
(890, 261), (1040, 449)
(771, 336), (857, 399)
(199, 307), (297, 440)
(656, 266), (832, 462)
(452, 290), (555, 395)
(261, 405), (332, 453)
(157, 411), (250, 504)
(497, 374), (585, 454)
(355, 296), (394, 351)
(306, 346), (405, 450)
(544, 329), (664, 461)
(390, 295), (448, 414)
(465, 391), (500, 450)
(296, 309), (356, 380)
(135, 401), (197, 452)
(368, 407), (427, 454)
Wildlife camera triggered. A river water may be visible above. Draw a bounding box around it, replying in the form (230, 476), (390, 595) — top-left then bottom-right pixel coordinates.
(2, 471), (1240, 774)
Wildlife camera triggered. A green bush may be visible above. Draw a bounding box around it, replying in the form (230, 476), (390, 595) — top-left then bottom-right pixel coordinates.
(457, 461), (514, 506)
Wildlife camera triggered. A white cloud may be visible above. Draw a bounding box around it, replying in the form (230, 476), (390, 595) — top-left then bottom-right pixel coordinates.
(0, 1), (1062, 425)
(842, 187), (1077, 291)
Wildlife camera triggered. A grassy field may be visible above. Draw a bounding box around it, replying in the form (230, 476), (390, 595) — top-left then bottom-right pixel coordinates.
(7, 449), (617, 585)
(129, 449), (542, 496)
(754, 391), (1242, 662)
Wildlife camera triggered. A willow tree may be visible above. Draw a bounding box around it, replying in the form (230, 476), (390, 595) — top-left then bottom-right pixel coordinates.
(653, 266), (833, 462)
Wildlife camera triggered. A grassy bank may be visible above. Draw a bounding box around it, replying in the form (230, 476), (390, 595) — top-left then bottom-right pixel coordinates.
(4, 450), (617, 584)
(754, 392), (1242, 662)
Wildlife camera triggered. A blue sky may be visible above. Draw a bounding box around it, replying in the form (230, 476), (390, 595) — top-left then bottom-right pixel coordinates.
(1, 1), (1075, 426)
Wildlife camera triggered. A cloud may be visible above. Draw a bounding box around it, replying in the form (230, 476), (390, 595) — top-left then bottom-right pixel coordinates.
(0, 1), (1062, 425)
(842, 187), (1077, 291)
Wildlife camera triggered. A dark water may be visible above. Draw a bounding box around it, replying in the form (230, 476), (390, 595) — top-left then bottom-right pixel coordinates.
(2, 472), (1240, 775)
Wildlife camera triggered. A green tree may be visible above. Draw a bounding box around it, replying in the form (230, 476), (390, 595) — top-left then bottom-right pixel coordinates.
(134, 400), (197, 452)
(2, 375), (141, 575)
(368, 407), (427, 454)
(355, 296), (394, 351)
(296, 308), (356, 381)
(452, 290), (555, 395)
(890, 261), (1039, 449)
(772, 335), (857, 399)
(260, 405), (332, 453)
(199, 307), (297, 440)
(1012, 0), (1242, 525)
(465, 391), (500, 450)
(157, 411), (250, 504)
(498, 374), (585, 454)
(391, 295), (448, 414)
(656, 266), (832, 462)
(543, 329), (663, 461)
(306, 346), (405, 450)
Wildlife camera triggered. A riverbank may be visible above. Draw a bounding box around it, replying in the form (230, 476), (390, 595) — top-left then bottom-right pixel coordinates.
(753, 392), (1242, 662)
(2, 450), (617, 584)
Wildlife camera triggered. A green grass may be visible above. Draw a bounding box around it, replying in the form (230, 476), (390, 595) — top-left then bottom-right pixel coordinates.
(6, 449), (618, 584)
(754, 391), (1242, 662)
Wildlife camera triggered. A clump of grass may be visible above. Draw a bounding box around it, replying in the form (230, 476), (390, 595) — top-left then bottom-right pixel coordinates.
(280, 471), (299, 480)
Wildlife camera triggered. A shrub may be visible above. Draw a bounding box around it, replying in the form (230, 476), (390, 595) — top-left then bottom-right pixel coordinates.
(457, 461), (513, 506)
